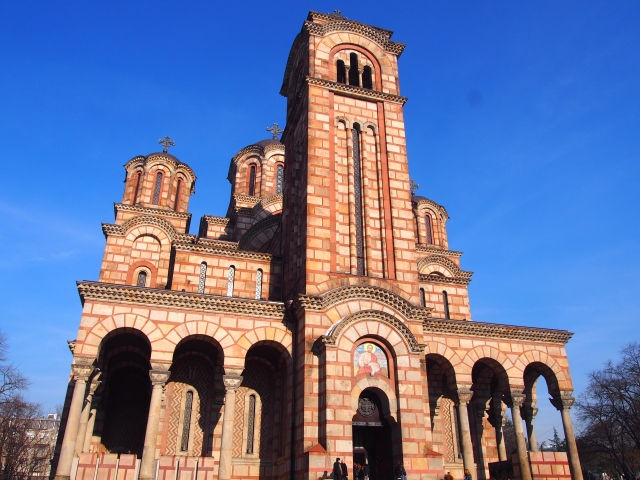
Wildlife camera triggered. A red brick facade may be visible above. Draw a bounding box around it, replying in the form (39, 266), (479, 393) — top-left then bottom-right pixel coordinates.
(52, 11), (583, 480)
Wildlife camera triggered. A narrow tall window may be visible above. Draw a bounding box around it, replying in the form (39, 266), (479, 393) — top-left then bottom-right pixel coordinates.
(362, 66), (373, 90)
(174, 179), (182, 211)
(152, 172), (163, 205)
(248, 165), (256, 196)
(425, 215), (433, 245)
(132, 172), (142, 204)
(227, 266), (235, 297)
(136, 270), (147, 287)
(255, 269), (263, 300)
(420, 288), (426, 307)
(352, 125), (365, 275)
(276, 164), (284, 194)
(443, 290), (450, 319)
(348, 53), (360, 87)
(180, 391), (193, 452)
(246, 394), (256, 454)
(336, 60), (347, 84)
(198, 262), (207, 294)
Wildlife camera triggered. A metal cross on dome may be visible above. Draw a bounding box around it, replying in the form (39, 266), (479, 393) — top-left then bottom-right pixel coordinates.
(410, 179), (419, 196)
(158, 136), (175, 153)
(266, 123), (283, 140)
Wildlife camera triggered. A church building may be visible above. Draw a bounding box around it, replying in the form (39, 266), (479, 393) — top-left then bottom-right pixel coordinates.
(52, 11), (583, 480)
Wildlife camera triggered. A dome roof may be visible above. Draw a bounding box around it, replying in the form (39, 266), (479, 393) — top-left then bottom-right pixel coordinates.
(254, 138), (283, 147)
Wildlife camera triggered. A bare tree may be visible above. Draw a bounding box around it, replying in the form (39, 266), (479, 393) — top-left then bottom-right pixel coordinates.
(503, 416), (517, 456)
(0, 397), (53, 480)
(576, 342), (640, 478)
(0, 332), (28, 403)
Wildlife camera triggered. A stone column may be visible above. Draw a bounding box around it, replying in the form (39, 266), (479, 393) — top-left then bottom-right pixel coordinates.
(508, 391), (532, 480)
(82, 394), (100, 452)
(551, 394), (583, 480)
(54, 362), (94, 480)
(456, 389), (475, 473)
(522, 406), (539, 452)
(492, 395), (507, 461)
(218, 374), (243, 480)
(139, 369), (171, 480)
(74, 373), (100, 454)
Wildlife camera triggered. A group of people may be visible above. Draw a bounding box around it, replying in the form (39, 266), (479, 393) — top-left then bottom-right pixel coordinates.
(444, 469), (473, 480)
(331, 458), (408, 480)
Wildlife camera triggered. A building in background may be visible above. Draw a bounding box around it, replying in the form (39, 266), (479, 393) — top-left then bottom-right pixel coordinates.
(51, 11), (582, 480)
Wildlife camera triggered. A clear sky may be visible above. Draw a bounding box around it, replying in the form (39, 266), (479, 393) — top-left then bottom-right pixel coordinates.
(0, 1), (638, 442)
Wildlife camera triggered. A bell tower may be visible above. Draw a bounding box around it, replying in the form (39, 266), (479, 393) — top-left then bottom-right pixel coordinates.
(280, 11), (418, 301)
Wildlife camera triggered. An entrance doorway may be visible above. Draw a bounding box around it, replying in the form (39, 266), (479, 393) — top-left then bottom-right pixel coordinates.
(353, 390), (394, 480)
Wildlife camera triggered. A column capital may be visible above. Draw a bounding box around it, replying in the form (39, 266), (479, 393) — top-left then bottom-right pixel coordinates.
(71, 364), (94, 382)
(522, 405), (539, 419)
(508, 391), (526, 408)
(550, 394), (575, 411)
(456, 388), (473, 405)
(149, 369), (171, 386)
(223, 374), (243, 391)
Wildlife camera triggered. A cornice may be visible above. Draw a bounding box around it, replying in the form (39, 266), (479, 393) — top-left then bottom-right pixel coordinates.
(77, 281), (285, 318)
(303, 16), (405, 56)
(418, 274), (470, 286)
(114, 203), (192, 220)
(423, 318), (573, 345)
(318, 309), (425, 354)
(298, 284), (431, 321)
(307, 77), (407, 105)
(417, 255), (473, 285)
(413, 197), (449, 220)
(416, 245), (462, 257)
(174, 241), (275, 262)
(233, 194), (262, 205)
(124, 153), (196, 182)
(202, 215), (230, 226)
(102, 215), (196, 244)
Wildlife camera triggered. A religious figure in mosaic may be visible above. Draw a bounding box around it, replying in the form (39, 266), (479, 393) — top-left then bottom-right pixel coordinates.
(354, 342), (388, 377)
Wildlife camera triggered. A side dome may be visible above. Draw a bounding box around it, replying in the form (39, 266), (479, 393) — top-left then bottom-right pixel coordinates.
(227, 139), (285, 199)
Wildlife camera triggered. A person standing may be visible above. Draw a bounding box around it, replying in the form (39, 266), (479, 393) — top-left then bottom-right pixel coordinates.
(464, 469), (473, 480)
(444, 472), (454, 480)
(333, 458), (342, 479)
(341, 459), (349, 479)
(395, 461), (407, 480)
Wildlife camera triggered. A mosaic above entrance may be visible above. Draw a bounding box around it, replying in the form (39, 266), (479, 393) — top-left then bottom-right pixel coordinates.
(354, 342), (389, 378)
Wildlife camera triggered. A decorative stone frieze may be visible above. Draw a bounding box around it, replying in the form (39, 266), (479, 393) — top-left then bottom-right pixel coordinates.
(318, 309), (426, 354)
(415, 245), (463, 257)
(114, 203), (192, 219)
(423, 318), (573, 344)
(417, 255), (473, 280)
(201, 215), (230, 226)
(173, 241), (274, 261)
(77, 281), (285, 318)
(412, 197), (449, 220)
(298, 284), (432, 320)
(307, 77), (408, 105)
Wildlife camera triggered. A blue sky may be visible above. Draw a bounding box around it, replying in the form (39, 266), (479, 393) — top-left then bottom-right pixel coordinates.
(1, 1), (638, 442)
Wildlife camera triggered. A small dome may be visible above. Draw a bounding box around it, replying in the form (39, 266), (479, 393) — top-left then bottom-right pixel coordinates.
(254, 138), (282, 147)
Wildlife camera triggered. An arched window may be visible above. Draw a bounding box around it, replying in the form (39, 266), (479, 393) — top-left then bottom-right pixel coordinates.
(246, 394), (256, 454)
(276, 164), (284, 194)
(349, 52), (360, 87)
(362, 66), (373, 90)
(248, 165), (256, 196)
(425, 215), (433, 245)
(420, 288), (426, 307)
(198, 262), (207, 294)
(132, 172), (142, 204)
(336, 59), (347, 84)
(443, 290), (450, 319)
(227, 265), (235, 297)
(174, 179), (182, 211)
(255, 269), (263, 300)
(352, 124), (365, 275)
(180, 390), (193, 452)
(136, 270), (147, 287)
(152, 172), (163, 205)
